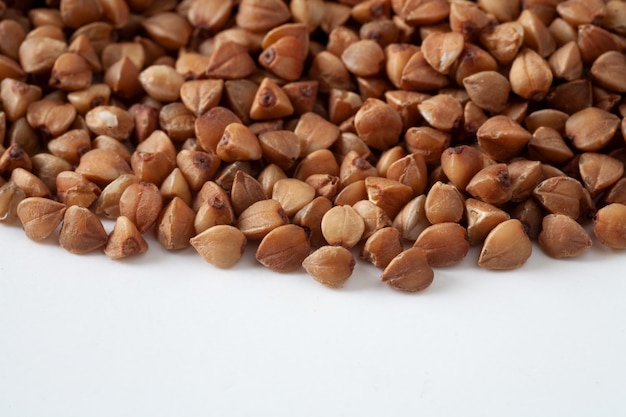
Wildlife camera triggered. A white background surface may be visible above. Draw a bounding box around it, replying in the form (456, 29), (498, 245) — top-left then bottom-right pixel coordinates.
(1, 220), (625, 417)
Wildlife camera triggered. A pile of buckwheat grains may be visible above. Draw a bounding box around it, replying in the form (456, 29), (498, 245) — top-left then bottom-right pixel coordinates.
(1, 0), (626, 292)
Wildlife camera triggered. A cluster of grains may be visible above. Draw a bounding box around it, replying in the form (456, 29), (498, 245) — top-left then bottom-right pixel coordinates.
(1, 0), (626, 293)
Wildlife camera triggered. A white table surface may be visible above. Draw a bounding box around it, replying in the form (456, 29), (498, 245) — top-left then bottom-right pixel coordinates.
(1, 219), (625, 417)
